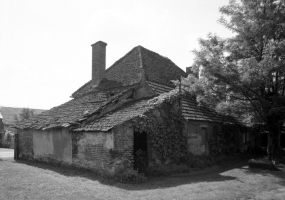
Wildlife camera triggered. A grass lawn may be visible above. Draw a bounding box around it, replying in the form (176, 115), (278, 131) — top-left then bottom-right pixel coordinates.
(0, 158), (285, 200)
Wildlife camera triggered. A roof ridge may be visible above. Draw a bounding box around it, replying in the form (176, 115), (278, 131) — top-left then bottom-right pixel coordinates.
(137, 46), (147, 84)
(137, 46), (143, 69)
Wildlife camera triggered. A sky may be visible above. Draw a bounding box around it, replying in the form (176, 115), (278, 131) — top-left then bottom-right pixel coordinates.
(0, 0), (234, 110)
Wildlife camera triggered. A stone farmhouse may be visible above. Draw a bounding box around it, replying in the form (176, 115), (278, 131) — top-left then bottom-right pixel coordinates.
(16, 41), (237, 174)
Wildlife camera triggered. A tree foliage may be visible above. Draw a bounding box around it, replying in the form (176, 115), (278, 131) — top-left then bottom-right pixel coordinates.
(14, 108), (35, 122)
(188, 0), (285, 160)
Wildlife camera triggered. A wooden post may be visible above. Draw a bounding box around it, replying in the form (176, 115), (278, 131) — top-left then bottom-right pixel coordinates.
(14, 133), (19, 160)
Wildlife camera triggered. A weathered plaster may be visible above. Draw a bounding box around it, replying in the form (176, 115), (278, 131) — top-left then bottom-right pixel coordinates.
(184, 121), (215, 155)
(33, 128), (72, 164)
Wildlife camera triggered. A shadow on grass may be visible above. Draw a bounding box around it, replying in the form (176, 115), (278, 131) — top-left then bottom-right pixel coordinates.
(243, 164), (285, 186)
(14, 158), (247, 191)
(16, 159), (106, 181)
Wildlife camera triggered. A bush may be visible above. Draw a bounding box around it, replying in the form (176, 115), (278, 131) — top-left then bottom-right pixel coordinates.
(248, 158), (279, 170)
(0, 132), (3, 147)
(115, 169), (146, 184)
(1, 131), (14, 148)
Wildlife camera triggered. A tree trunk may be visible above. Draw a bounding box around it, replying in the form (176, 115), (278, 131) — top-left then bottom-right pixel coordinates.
(267, 120), (282, 161)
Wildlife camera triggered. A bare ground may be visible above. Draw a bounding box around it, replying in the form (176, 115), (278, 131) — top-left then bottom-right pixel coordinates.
(0, 157), (285, 200)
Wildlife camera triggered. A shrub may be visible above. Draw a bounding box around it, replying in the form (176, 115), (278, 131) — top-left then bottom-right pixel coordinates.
(248, 158), (279, 170)
(0, 132), (3, 147)
(146, 153), (234, 176)
(2, 131), (14, 148)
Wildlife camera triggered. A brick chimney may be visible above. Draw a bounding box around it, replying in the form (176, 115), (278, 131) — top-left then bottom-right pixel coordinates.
(91, 41), (107, 86)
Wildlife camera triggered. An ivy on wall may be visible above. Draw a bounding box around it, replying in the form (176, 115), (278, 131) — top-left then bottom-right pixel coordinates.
(209, 124), (240, 155)
(132, 110), (187, 162)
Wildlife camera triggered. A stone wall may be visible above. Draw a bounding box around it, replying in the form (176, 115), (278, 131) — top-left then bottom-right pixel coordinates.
(72, 131), (114, 173)
(17, 124), (134, 174)
(72, 123), (134, 174)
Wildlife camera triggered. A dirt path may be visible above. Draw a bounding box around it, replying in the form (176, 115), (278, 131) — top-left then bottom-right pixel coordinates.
(0, 159), (284, 200)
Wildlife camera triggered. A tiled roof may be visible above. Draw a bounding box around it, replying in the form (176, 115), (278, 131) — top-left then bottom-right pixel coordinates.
(74, 98), (154, 132)
(105, 46), (143, 87)
(140, 47), (186, 87)
(16, 93), (108, 130)
(72, 46), (186, 98)
(74, 90), (181, 132)
(146, 81), (237, 124)
(182, 95), (237, 123)
(71, 79), (135, 99)
(146, 81), (174, 94)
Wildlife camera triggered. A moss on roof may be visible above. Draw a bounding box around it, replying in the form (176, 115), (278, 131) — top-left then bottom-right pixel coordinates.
(74, 90), (181, 132)
(147, 81), (238, 124)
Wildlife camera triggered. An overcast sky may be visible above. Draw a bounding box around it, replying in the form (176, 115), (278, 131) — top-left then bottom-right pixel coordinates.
(0, 0), (233, 110)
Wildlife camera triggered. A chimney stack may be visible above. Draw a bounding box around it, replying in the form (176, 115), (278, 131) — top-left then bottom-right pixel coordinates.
(91, 41), (107, 86)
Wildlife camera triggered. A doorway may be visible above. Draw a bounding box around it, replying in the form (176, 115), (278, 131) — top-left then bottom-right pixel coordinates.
(133, 131), (148, 172)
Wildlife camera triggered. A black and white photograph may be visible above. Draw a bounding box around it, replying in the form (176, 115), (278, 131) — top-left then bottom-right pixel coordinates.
(1, 0), (285, 199)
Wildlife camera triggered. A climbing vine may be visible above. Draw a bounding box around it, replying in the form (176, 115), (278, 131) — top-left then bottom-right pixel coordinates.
(209, 124), (240, 155)
(132, 110), (187, 162)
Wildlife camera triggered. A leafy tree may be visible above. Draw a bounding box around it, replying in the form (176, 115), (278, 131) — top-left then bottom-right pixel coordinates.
(188, 0), (285, 160)
(14, 108), (35, 122)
